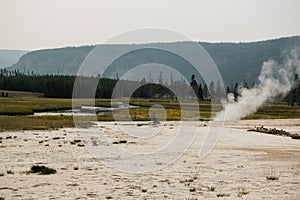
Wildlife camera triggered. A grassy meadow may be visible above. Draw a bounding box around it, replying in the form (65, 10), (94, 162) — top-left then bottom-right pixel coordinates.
(0, 95), (299, 131)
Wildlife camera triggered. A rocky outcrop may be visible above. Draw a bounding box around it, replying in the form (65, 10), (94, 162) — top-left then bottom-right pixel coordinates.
(248, 126), (300, 140)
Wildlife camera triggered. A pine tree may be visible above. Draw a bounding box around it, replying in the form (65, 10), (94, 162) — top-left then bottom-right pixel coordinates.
(209, 81), (215, 99)
(158, 71), (163, 98)
(203, 83), (208, 99)
(234, 82), (239, 102)
(216, 80), (222, 99)
(226, 86), (230, 95)
(198, 84), (204, 100)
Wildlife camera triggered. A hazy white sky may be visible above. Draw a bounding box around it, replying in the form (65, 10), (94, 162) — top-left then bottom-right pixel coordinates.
(1, 0), (300, 50)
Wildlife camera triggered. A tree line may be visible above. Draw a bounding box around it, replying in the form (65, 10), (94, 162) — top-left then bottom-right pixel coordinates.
(0, 69), (299, 106)
(191, 74), (300, 106)
(0, 70), (174, 99)
(287, 74), (300, 106)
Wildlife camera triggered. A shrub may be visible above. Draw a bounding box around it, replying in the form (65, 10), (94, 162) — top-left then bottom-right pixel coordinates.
(29, 165), (57, 175)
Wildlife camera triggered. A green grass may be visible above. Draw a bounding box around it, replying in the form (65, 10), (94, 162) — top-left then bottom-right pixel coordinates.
(0, 115), (73, 131)
(0, 97), (72, 115)
(127, 99), (300, 120)
(244, 102), (300, 119)
(128, 98), (215, 120)
(0, 97), (97, 131)
(0, 115), (92, 131)
(0, 97), (113, 115)
(0, 96), (299, 132)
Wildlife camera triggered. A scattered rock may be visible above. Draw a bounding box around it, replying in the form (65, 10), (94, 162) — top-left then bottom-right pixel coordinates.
(266, 176), (279, 181)
(66, 183), (79, 187)
(291, 134), (300, 140)
(92, 140), (98, 146)
(217, 193), (230, 197)
(141, 189), (147, 193)
(237, 189), (249, 197)
(86, 192), (97, 197)
(208, 186), (215, 192)
(71, 139), (82, 145)
(119, 140), (127, 144)
(0, 187), (18, 191)
(249, 126), (300, 139)
(6, 170), (14, 175)
(77, 143), (85, 147)
(113, 140), (128, 144)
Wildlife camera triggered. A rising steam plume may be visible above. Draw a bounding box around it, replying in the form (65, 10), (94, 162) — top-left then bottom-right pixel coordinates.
(215, 47), (300, 121)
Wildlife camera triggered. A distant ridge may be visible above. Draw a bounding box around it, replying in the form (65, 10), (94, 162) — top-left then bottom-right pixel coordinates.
(7, 36), (300, 85)
(0, 50), (28, 69)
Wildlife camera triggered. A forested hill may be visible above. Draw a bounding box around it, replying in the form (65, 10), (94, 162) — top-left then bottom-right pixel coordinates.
(202, 36), (300, 85)
(7, 36), (300, 85)
(8, 46), (94, 75)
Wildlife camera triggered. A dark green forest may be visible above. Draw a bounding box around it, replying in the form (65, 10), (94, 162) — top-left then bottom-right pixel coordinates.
(1, 69), (299, 106)
(0, 70), (175, 99)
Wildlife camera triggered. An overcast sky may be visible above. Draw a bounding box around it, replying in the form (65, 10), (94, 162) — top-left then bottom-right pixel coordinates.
(1, 0), (300, 50)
